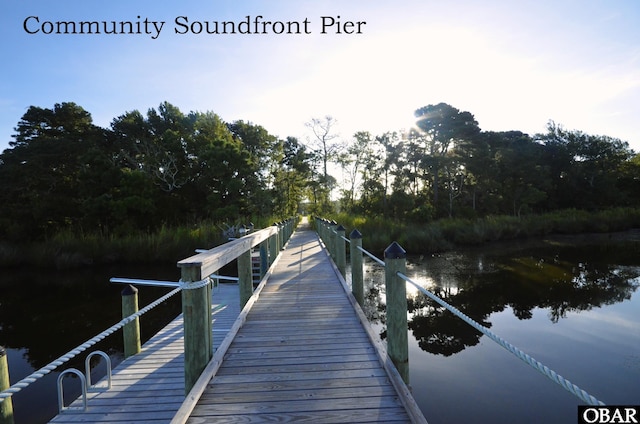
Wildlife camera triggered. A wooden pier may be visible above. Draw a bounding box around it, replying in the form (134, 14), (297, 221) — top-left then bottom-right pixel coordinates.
(48, 283), (242, 423)
(49, 220), (426, 423)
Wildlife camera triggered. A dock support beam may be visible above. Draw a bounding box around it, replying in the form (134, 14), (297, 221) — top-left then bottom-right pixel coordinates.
(385, 241), (409, 385)
(121, 285), (141, 358)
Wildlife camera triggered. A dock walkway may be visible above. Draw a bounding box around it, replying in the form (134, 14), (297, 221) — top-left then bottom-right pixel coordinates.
(49, 283), (242, 423)
(176, 223), (424, 423)
(50, 221), (426, 423)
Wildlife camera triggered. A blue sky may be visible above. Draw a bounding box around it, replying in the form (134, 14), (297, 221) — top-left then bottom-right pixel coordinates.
(2, 0), (639, 152)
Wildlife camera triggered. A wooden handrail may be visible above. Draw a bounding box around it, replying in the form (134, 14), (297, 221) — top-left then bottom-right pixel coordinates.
(177, 219), (294, 395)
(178, 225), (278, 278)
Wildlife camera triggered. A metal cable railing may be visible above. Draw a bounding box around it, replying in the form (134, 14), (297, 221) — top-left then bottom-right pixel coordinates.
(357, 245), (385, 266)
(318, 220), (605, 406)
(0, 285), (183, 400)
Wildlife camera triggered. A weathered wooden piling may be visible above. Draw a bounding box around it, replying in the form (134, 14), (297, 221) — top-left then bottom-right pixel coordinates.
(385, 241), (409, 385)
(0, 347), (14, 424)
(121, 285), (141, 358)
(181, 265), (211, 395)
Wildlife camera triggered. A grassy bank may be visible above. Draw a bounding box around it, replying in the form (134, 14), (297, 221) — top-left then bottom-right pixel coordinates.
(4, 209), (639, 269)
(0, 216), (279, 269)
(325, 207), (640, 256)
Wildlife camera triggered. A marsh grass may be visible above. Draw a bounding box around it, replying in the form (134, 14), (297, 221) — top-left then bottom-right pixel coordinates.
(1, 213), (289, 269)
(328, 207), (640, 255)
(3, 209), (638, 268)
(1, 221), (230, 269)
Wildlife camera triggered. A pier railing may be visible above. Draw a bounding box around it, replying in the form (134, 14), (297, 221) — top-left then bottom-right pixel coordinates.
(314, 217), (606, 407)
(177, 218), (296, 392)
(0, 218), (296, 421)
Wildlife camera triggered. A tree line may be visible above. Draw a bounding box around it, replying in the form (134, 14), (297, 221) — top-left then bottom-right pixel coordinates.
(334, 103), (640, 220)
(0, 101), (311, 241)
(1, 101), (638, 243)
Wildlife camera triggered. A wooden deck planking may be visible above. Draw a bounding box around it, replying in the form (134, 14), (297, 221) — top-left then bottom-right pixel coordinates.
(50, 221), (427, 423)
(182, 226), (424, 424)
(48, 282), (242, 424)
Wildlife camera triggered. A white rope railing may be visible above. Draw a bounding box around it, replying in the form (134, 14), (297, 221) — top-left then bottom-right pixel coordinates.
(315, 218), (605, 406)
(396, 272), (605, 406)
(0, 285), (183, 400)
(180, 277), (213, 290)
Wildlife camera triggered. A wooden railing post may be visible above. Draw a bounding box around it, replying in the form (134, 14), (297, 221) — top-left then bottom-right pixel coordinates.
(321, 218), (329, 245)
(315, 217), (321, 238)
(329, 221), (338, 261)
(349, 229), (364, 306)
(316, 217), (323, 242)
(259, 240), (269, 277)
(336, 224), (346, 277)
(275, 222), (283, 250)
(238, 248), (253, 309)
(269, 229), (278, 266)
(325, 219), (330, 242)
(121, 285), (141, 358)
(284, 219), (291, 242)
(0, 347), (14, 424)
(181, 265), (212, 395)
(384, 241), (409, 385)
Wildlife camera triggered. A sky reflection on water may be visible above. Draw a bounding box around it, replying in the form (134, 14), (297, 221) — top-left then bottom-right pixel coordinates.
(358, 234), (640, 423)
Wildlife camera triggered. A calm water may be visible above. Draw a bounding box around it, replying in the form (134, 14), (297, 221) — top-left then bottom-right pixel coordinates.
(2, 233), (639, 423)
(0, 263), (182, 423)
(352, 231), (640, 424)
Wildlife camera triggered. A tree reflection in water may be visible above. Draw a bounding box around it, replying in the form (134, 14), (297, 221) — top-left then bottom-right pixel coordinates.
(363, 238), (640, 357)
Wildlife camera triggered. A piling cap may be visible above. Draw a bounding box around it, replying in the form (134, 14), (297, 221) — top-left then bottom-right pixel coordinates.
(384, 241), (406, 259)
(350, 229), (362, 239)
(121, 284), (139, 296)
(336, 224), (346, 232)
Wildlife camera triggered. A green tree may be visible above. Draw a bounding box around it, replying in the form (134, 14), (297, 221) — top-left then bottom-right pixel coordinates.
(188, 111), (250, 220)
(540, 122), (634, 210)
(617, 154), (640, 206)
(305, 116), (342, 213)
(0, 103), (109, 239)
(271, 137), (312, 217)
(337, 131), (373, 211)
(455, 131), (502, 215)
(493, 131), (550, 216)
(110, 103), (195, 226)
(413, 103), (481, 217)
(227, 120), (279, 216)
(112, 102), (193, 193)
